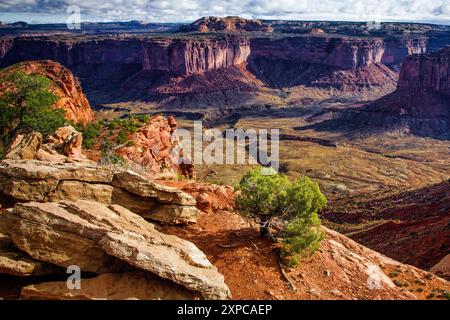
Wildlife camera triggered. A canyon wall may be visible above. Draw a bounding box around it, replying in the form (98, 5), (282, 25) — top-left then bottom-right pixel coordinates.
(397, 46), (450, 93)
(0, 34), (445, 95)
(0, 36), (250, 88)
(381, 37), (427, 70)
(250, 36), (385, 70)
(336, 46), (450, 138)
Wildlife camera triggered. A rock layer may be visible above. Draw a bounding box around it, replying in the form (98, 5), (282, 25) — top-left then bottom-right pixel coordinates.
(0, 200), (230, 299)
(0, 160), (199, 225)
(20, 272), (199, 300)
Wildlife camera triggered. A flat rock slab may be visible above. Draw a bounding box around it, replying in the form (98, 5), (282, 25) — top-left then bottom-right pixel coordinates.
(0, 160), (199, 225)
(0, 200), (230, 299)
(21, 272), (200, 300)
(0, 247), (63, 276)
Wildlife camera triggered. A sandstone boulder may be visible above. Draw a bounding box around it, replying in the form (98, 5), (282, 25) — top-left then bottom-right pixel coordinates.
(3, 132), (42, 160)
(0, 160), (199, 225)
(0, 247), (63, 277)
(0, 200), (230, 299)
(20, 272), (200, 300)
(3, 126), (94, 164)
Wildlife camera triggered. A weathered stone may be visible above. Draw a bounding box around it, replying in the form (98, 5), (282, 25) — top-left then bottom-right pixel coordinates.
(3, 132), (42, 160)
(111, 188), (157, 215)
(0, 200), (230, 299)
(113, 170), (197, 205)
(47, 181), (113, 203)
(0, 161), (198, 225)
(0, 247), (62, 276)
(20, 272), (200, 300)
(143, 204), (199, 225)
(1, 177), (59, 201)
(0, 233), (11, 248)
(0, 160), (114, 183)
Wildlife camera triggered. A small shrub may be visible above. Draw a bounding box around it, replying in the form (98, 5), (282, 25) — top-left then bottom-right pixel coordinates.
(236, 167), (326, 266)
(116, 130), (128, 144)
(81, 123), (100, 148)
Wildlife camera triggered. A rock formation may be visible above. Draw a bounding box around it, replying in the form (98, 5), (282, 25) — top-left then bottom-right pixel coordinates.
(0, 200), (230, 299)
(0, 60), (94, 124)
(3, 126), (92, 163)
(248, 36), (398, 91)
(20, 272), (199, 300)
(0, 160), (199, 225)
(338, 46), (450, 138)
(116, 116), (195, 178)
(179, 16), (273, 33)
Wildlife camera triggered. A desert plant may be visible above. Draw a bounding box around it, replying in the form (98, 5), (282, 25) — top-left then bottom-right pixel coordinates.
(0, 71), (66, 156)
(236, 167), (326, 266)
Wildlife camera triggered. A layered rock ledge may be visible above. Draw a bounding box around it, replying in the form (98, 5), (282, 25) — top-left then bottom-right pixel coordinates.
(0, 200), (230, 299)
(0, 160), (199, 225)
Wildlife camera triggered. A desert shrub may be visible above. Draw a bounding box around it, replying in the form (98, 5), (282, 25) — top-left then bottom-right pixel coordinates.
(0, 71), (66, 156)
(236, 167), (326, 266)
(81, 122), (100, 148)
(116, 129), (128, 144)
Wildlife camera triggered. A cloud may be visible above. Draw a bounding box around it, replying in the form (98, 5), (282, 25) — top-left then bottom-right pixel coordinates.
(0, 0), (448, 24)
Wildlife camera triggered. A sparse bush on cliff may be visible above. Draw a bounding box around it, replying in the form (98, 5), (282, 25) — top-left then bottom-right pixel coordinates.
(80, 122), (100, 148)
(236, 167), (326, 266)
(0, 71), (66, 157)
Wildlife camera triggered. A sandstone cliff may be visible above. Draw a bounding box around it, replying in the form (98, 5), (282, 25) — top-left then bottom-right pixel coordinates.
(0, 60), (94, 124)
(248, 36), (398, 90)
(353, 46), (450, 138)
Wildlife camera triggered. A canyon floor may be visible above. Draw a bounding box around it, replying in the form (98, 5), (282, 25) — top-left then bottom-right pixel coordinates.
(92, 84), (450, 277)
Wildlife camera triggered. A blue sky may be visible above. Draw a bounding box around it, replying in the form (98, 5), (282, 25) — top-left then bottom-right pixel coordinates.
(0, 0), (449, 25)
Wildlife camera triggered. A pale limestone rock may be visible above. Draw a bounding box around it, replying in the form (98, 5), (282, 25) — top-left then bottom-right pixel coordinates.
(47, 181), (114, 203)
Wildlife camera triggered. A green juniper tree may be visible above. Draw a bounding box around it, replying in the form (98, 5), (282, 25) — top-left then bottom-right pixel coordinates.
(0, 71), (66, 157)
(236, 167), (326, 266)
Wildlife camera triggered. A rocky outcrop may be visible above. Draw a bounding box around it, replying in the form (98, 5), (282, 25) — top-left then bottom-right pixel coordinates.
(158, 180), (235, 214)
(116, 116), (195, 178)
(20, 272), (199, 300)
(179, 16), (273, 33)
(0, 200), (230, 299)
(3, 126), (92, 163)
(0, 60), (94, 124)
(0, 160), (199, 225)
(430, 255), (450, 280)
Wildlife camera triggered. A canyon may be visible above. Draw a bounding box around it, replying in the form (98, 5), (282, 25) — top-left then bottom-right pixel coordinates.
(0, 17), (449, 300)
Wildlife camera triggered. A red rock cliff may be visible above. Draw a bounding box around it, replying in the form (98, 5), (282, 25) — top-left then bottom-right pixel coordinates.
(0, 36), (250, 88)
(0, 60), (94, 124)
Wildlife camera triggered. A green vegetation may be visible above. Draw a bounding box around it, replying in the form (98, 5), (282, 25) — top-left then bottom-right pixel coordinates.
(0, 71), (66, 158)
(236, 167), (326, 266)
(77, 115), (150, 149)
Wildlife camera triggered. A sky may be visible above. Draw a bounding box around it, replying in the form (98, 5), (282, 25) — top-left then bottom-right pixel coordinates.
(0, 0), (449, 25)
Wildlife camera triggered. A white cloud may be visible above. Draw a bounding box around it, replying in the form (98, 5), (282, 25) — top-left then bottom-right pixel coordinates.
(0, 0), (448, 24)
